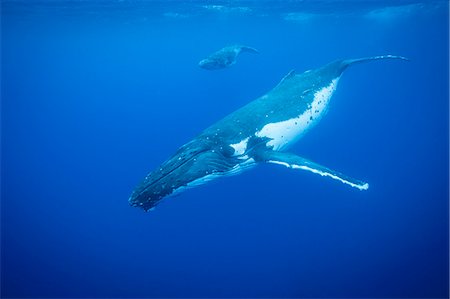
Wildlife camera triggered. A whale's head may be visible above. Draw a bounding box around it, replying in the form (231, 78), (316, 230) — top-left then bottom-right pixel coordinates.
(198, 58), (218, 70)
(128, 139), (248, 211)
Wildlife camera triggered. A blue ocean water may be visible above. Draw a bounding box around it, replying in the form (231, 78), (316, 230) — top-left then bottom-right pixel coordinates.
(1, 0), (449, 298)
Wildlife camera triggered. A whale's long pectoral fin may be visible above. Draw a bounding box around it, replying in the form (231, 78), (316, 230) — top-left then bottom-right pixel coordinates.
(254, 150), (369, 191)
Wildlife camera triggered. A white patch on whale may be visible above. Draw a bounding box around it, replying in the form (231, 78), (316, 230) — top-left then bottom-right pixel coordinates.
(230, 137), (249, 156)
(256, 78), (340, 151)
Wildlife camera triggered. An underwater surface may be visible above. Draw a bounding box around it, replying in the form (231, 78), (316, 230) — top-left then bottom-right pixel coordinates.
(1, 0), (449, 298)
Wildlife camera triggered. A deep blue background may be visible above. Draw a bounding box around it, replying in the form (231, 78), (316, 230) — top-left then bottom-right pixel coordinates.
(1, 1), (449, 298)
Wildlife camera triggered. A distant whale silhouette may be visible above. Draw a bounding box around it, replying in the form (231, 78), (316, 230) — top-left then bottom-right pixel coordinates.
(130, 55), (408, 211)
(198, 45), (259, 70)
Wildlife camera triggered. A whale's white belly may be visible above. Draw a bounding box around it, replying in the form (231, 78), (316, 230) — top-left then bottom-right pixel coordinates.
(255, 77), (340, 151)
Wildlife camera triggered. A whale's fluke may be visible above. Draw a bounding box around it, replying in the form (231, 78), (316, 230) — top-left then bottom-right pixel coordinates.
(344, 55), (409, 67)
(239, 46), (259, 54)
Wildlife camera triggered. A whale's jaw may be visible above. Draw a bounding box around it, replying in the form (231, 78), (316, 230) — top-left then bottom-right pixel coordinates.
(129, 141), (255, 211)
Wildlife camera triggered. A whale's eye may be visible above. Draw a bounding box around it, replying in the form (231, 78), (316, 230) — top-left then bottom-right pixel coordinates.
(221, 145), (235, 157)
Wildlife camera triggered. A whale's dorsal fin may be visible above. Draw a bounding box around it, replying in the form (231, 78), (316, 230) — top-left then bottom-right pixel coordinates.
(252, 149), (369, 191)
(275, 69), (296, 88)
(282, 69), (296, 80)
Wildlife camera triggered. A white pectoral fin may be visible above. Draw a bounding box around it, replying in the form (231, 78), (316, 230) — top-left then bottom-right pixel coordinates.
(258, 150), (369, 191)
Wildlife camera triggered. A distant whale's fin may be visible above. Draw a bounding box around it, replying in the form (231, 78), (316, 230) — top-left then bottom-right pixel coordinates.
(239, 46), (259, 54)
(344, 55), (409, 67)
(254, 150), (369, 191)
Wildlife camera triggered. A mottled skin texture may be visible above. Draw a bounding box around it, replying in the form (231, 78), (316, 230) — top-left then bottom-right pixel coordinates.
(129, 55), (407, 211)
(198, 45), (259, 70)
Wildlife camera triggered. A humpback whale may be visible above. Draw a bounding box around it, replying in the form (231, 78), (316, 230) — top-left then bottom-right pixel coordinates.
(199, 45), (259, 70)
(130, 55), (408, 211)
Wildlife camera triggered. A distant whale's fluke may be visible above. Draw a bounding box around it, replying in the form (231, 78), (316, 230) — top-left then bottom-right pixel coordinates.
(198, 44), (259, 70)
(239, 46), (259, 54)
(130, 55), (408, 211)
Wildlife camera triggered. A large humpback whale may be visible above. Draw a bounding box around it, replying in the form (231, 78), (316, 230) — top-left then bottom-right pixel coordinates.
(130, 55), (407, 211)
(199, 45), (259, 70)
